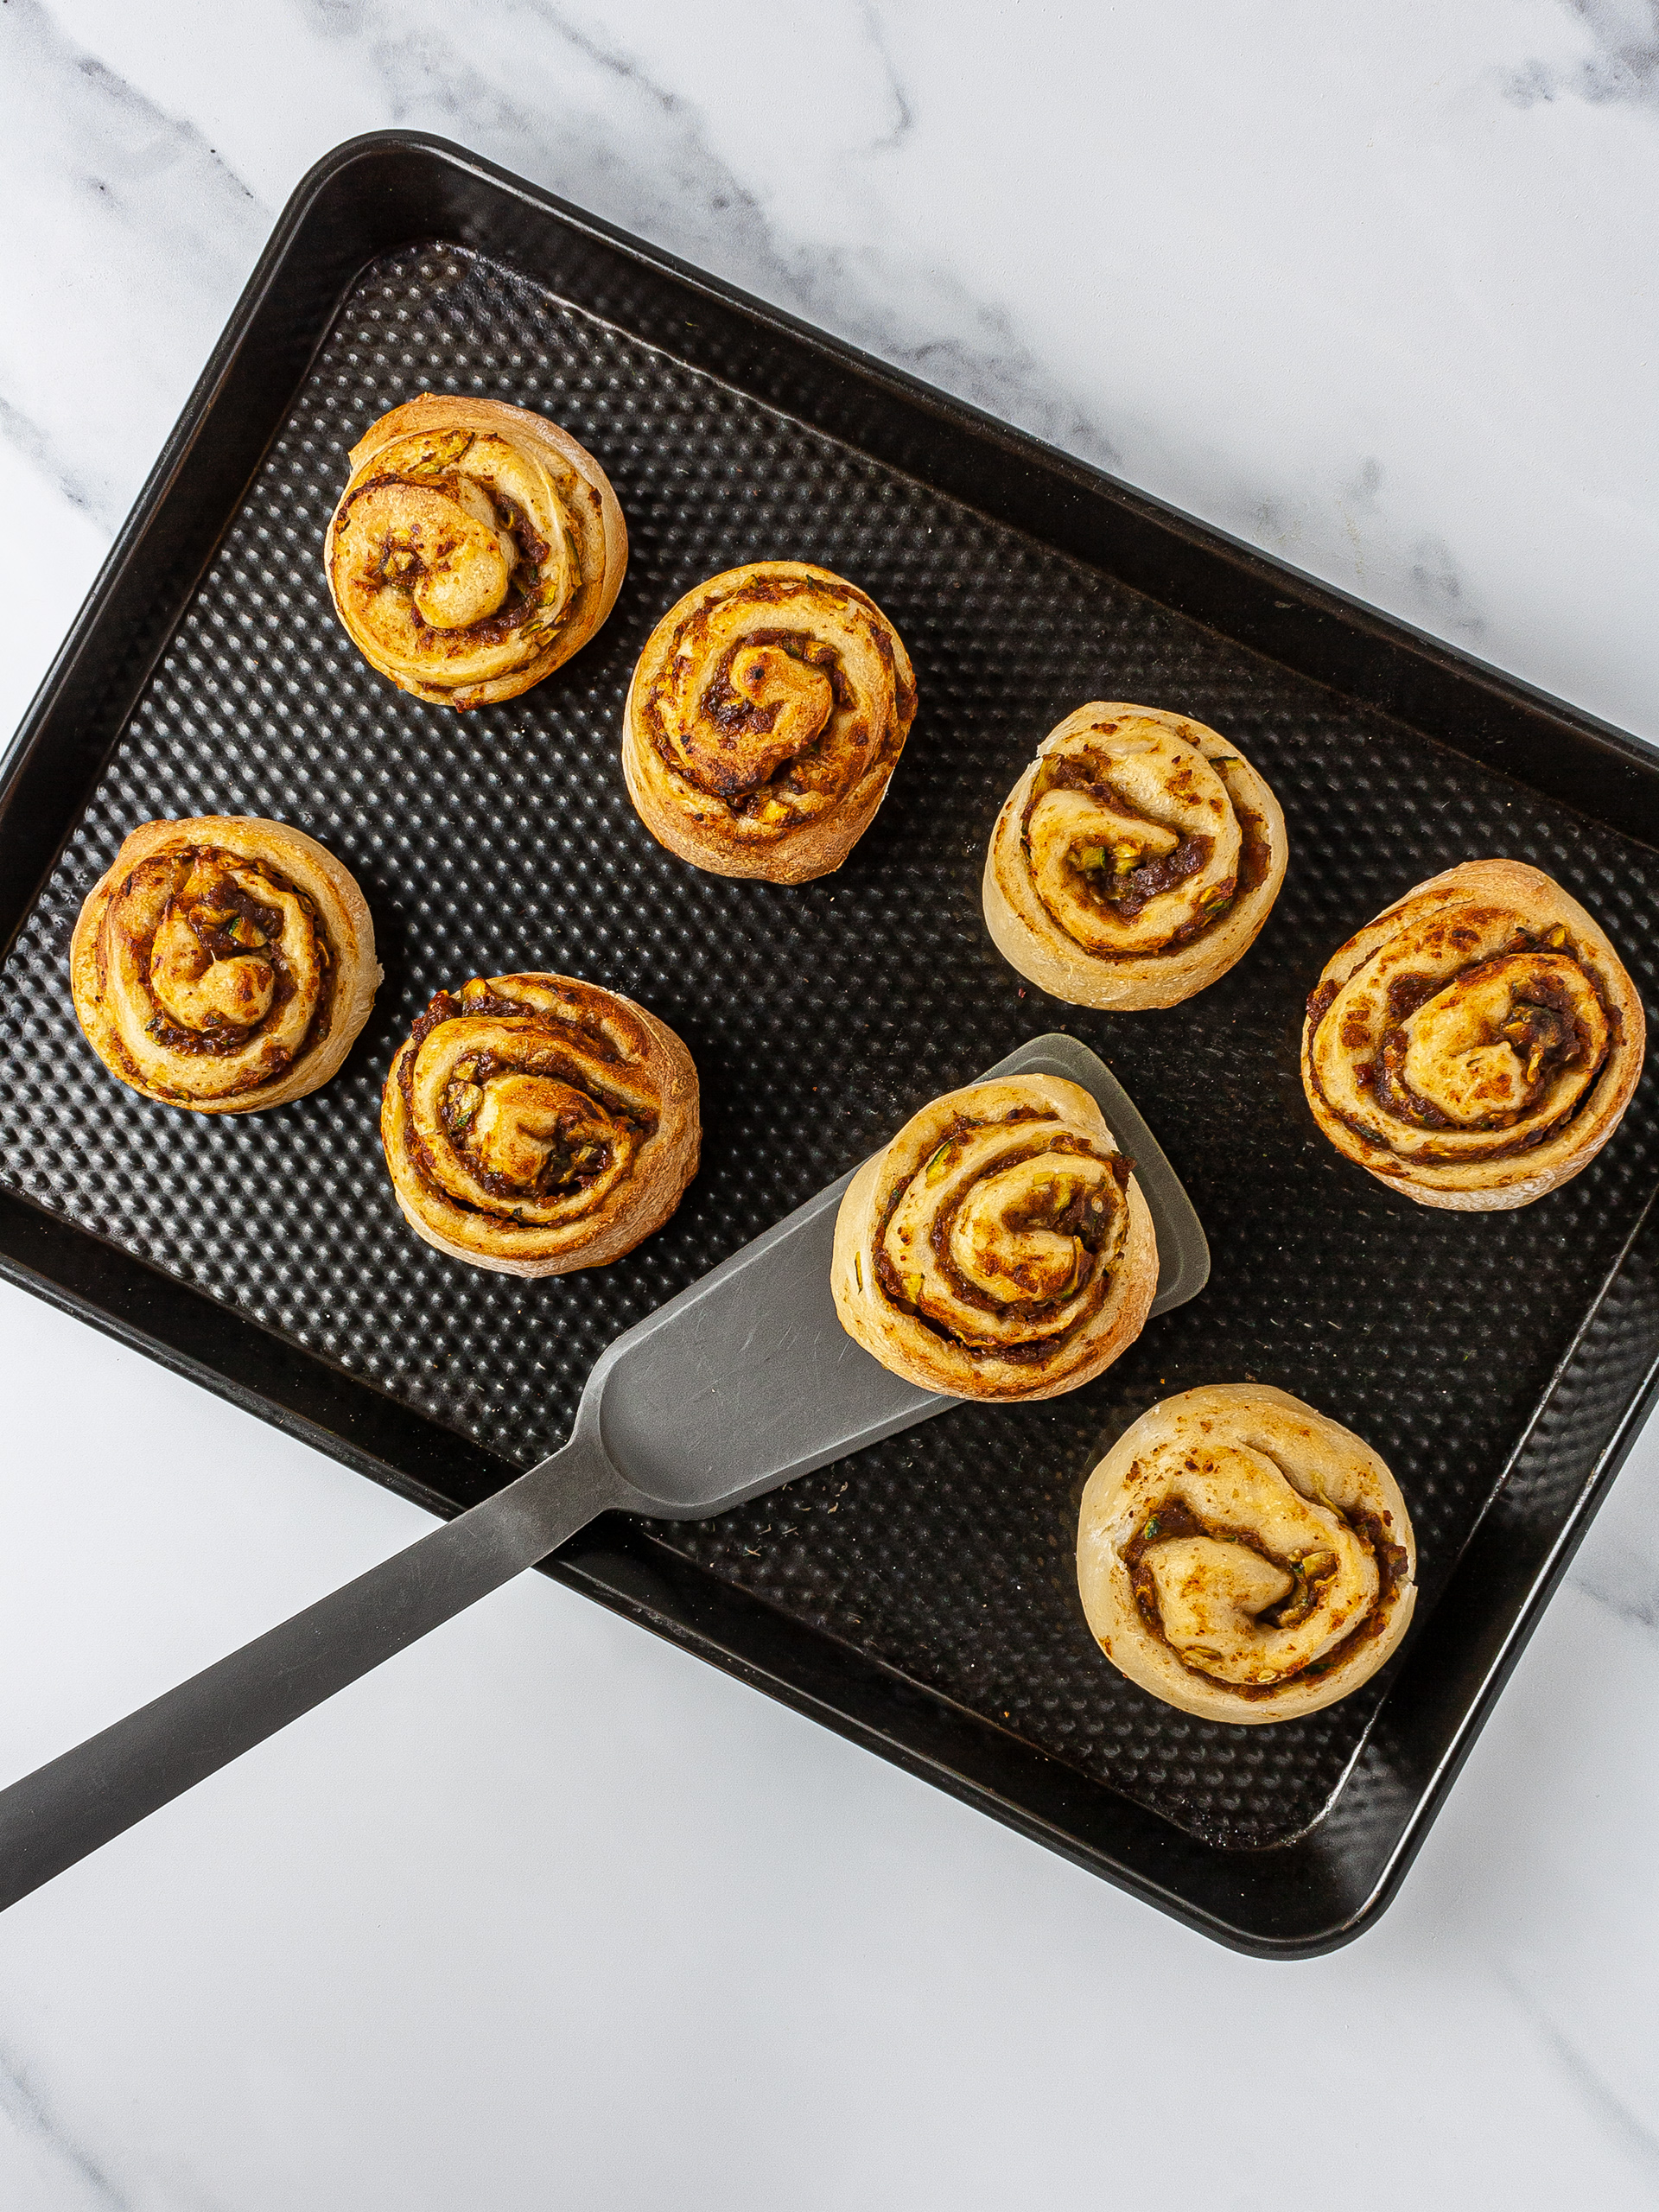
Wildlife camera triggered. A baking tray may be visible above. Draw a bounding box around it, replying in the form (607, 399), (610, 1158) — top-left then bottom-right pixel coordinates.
(3, 132), (1658, 1957)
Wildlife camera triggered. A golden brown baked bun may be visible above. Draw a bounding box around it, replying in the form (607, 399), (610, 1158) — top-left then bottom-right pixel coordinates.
(69, 817), (380, 1113)
(380, 973), (698, 1276)
(830, 1073), (1157, 1401)
(622, 562), (917, 883)
(1302, 858), (1645, 1211)
(1077, 1384), (1416, 1724)
(982, 703), (1287, 1009)
(325, 393), (626, 709)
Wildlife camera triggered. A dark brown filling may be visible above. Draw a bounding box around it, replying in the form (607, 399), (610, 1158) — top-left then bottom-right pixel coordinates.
(1306, 932), (1611, 1159)
(123, 849), (334, 1091)
(1122, 1495), (1410, 1700)
(702, 631), (852, 734)
(1020, 749), (1270, 951)
(871, 1113), (1135, 1364)
(413, 589), (542, 652)
(438, 1051), (638, 1201)
(643, 580), (913, 816)
(396, 989), (652, 1221)
(337, 459), (566, 656)
(483, 483), (552, 571)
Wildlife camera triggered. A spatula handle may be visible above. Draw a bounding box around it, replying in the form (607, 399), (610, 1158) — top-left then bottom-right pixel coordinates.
(0, 1440), (614, 1912)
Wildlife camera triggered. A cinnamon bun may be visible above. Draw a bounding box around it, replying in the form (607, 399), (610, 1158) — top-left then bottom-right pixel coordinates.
(69, 817), (379, 1112)
(622, 562), (917, 882)
(982, 703), (1287, 1008)
(1302, 858), (1644, 1210)
(380, 972), (699, 1274)
(830, 1072), (1158, 1400)
(1077, 1384), (1416, 1723)
(326, 393), (626, 709)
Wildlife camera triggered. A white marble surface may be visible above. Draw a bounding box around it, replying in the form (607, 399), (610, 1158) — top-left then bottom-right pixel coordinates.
(3, 0), (1659, 2202)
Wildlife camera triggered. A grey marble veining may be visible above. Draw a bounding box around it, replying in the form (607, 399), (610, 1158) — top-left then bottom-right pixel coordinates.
(5, 0), (1658, 745)
(0, 2039), (134, 2212)
(3, 3), (1659, 2205)
(1497, 1965), (1659, 2188)
(1506, 0), (1659, 108)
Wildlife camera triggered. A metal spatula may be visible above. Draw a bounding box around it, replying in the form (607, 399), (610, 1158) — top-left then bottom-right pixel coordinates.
(0, 1033), (1206, 1910)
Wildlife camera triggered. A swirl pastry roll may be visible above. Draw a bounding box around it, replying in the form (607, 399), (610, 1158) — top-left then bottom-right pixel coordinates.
(623, 562), (917, 883)
(1077, 1384), (1416, 1723)
(69, 817), (379, 1112)
(1302, 859), (1644, 1211)
(831, 1073), (1157, 1400)
(982, 703), (1287, 1009)
(381, 973), (698, 1275)
(326, 393), (626, 709)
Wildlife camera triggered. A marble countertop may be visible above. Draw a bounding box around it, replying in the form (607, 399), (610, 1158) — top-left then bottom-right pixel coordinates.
(3, 1), (1659, 2202)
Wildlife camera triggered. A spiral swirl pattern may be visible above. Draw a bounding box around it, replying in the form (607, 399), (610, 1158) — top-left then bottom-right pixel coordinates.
(1302, 859), (1645, 1210)
(623, 562), (917, 882)
(1077, 1385), (1416, 1723)
(326, 394), (626, 709)
(380, 973), (699, 1275)
(831, 1073), (1158, 1400)
(982, 703), (1287, 1009)
(69, 817), (379, 1113)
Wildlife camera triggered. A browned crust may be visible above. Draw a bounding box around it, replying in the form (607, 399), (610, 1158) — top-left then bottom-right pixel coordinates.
(1300, 857), (1646, 1211)
(1076, 1383), (1418, 1724)
(620, 561), (917, 885)
(325, 393), (627, 709)
(981, 702), (1287, 1010)
(829, 1073), (1159, 1401)
(68, 816), (381, 1114)
(378, 973), (699, 1276)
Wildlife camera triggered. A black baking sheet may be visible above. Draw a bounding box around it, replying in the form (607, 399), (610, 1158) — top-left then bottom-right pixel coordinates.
(3, 134), (1657, 1955)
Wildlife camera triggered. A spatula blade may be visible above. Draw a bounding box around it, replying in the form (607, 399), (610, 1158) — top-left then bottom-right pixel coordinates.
(0, 1032), (1204, 1912)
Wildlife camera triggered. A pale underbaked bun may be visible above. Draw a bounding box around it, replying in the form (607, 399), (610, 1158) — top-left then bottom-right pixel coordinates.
(982, 702), (1287, 1009)
(1302, 858), (1645, 1211)
(1077, 1384), (1416, 1724)
(830, 1072), (1158, 1401)
(326, 393), (627, 709)
(622, 561), (917, 883)
(69, 817), (380, 1113)
(380, 972), (699, 1276)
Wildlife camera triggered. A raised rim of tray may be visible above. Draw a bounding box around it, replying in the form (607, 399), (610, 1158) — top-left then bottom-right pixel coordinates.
(3, 131), (1657, 1956)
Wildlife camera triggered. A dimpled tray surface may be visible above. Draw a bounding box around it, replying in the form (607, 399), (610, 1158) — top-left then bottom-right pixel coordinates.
(3, 137), (1658, 1952)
